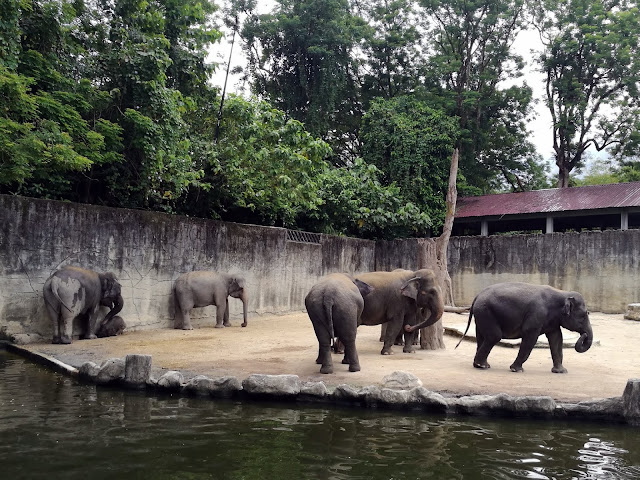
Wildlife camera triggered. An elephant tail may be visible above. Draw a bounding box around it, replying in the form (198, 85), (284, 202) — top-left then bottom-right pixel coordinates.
(455, 299), (476, 349)
(323, 295), (336, 347)
(48, 275), (73, 313)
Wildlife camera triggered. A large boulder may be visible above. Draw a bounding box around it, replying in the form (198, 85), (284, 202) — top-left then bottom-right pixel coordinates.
(242, 374), (301, 398)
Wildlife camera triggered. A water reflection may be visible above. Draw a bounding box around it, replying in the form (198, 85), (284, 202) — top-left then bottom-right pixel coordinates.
(2, 350), (640, 479)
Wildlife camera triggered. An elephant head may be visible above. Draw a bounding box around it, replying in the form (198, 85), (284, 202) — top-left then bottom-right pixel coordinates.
(99, 272), (123, 323)
(228, 276), (248, 327)
(400, 269), (445, 333)
(561, 294), (593, 353)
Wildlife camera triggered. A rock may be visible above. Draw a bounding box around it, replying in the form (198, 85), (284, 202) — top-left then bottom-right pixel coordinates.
(157, 371), (184, 391)
(449, 393), (556, 417)
(561, 397), (624, 421)
(242, 374), (301, 398)
(300, 381), (328, 399)
(78, 361), (100, 381)
(408, 387), (449, 413)
(623, 378), (640, 424)
(96, 358), (125, 385)
(124, 354), (152, 389)
(382, 371), (423, 390)
(624, 304), (640, 321)
(184, 375), (216, 396)
(331, 384), (362, 403)
(208, 376), (242, 398)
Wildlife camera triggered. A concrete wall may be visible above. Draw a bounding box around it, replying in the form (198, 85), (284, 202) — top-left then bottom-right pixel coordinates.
(2, 195), (638, 343)
(0, 195), (375, 343)
(448, 231), (640, 313)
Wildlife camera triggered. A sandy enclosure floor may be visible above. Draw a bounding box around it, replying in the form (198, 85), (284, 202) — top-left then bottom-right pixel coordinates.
(24, 311), (640, 403)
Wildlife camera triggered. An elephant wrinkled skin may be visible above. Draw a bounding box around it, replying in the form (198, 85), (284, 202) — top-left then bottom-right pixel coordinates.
(457, 282), (593, 373)
(356, 269), (445, 355)
(174, 271), (248, 330)
(43, 266), (124, 344)
(305, 273), (373, 374)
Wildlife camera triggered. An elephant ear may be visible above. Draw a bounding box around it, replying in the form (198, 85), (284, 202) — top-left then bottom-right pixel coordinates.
(563, 296), (575, 316)
(100, 272), (121, 298)
(353, 279), (373, 298)
(233, 277), (246, 290)
(400, 277), (419, 300)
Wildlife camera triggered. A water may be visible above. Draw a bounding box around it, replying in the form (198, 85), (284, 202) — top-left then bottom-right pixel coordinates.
(2, 351), (640, 480)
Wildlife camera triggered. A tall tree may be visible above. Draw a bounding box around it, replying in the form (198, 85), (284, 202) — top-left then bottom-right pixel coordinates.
(418, 0), (535, 192)
(242, 0), (365, 162)
(532, 0), (640, 187)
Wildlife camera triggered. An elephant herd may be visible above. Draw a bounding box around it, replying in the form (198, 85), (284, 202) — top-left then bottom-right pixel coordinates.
(42, 266), (594, 376)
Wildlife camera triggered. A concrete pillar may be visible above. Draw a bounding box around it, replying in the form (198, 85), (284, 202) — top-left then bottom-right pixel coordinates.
(481, 220), (488, 236)
(546, 216), (554, 234)
(621, 210), (629, 230)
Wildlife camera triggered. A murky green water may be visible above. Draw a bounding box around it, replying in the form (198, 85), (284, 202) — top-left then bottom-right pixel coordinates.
(2, 350), (640, 479)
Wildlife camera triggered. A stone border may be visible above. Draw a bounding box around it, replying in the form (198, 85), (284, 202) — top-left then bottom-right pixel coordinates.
(2, 341), (638, 426)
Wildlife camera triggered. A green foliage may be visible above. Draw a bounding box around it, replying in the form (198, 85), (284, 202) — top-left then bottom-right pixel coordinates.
(360, 96), (459, 232)
(532, 0), (640, 187)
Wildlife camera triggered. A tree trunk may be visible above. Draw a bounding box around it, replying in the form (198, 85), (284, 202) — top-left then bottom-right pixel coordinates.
(418, 148), (459, 350)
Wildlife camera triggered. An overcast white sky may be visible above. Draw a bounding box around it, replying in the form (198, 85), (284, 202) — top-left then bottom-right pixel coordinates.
(207, 10), (559, 167)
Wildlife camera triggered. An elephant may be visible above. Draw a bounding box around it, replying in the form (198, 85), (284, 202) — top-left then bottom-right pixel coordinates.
(356, 269), (445, 355)
(456, 282), (593, 373)
(305, 273), (373, 374)
(174, 271), (248, 330)
(96, 315), (126, 337)
(43, 266), (124, 344)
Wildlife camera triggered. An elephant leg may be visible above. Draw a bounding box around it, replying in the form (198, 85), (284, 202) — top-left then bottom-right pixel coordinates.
(83, 306), (100, 339)
(381, 320), (403, 355)
(45, 302), (61, 344)
(60, 311), (75, 344)
(379, 323), (386, 342)
(402, 329), (418, 353)
(223, 298), (231, 327)
(214, 298), (226, 328)
(473, 328), (500, 369)
(342, 338), (360, 372)
(546, 329), (567, 373)
(510, 333), (538, 372)
(175, 297), (194, 330)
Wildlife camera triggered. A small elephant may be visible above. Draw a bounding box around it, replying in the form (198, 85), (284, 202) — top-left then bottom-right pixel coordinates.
(174, 271), (248, 330)
(456, 282), (593, 373)
(43, 266), (124, 344)
(356, 269), (444, 355)
(96, 315), (126, 337)
(305, 273), (373, 374)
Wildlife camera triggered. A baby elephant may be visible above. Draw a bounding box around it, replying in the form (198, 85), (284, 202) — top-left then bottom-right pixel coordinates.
(457, 282), (593, 373)
(174, 271), (248, 330)
(305, 273), (373, 374)
(96, 315), (126, 338)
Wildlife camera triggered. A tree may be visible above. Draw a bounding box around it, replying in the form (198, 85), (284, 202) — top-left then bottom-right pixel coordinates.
(532, 0), (640, 187)
(360, 96), (459, 232)
(241, 0), (365, 161)
(418, 0), (536, 192)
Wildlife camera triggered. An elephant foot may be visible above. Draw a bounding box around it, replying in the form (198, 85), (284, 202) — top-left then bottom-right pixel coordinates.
(52, 336), (61, 344)
(320, 365), (334, 374)
(241, 322), (247, 327)
(60, 337), (72, 345)
(82, 334), (97, 340)
(380, 349), (394, 355)
(223, 322), (232, 327)
(509, 364), (524, 372)
(473, 361), (490, 369)
(214, 324), (225, 329)
(349, 364), (361, 372)
(552, 366), (568, 374)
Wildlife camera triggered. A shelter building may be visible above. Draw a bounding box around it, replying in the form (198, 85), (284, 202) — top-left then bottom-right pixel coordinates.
(453, 182), (640, 236)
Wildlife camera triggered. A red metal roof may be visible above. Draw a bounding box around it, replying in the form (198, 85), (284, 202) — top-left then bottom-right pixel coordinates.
(455, 182), (640, 218)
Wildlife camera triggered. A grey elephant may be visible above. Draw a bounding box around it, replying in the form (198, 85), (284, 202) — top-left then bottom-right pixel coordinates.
(356, 269), (445, 355)
(456, 282), (593, 373)
(96, 315), (126, 337)
(174, 271), (248, 330)
(43, 266), (124, 344)
(305, 273), (373, 374)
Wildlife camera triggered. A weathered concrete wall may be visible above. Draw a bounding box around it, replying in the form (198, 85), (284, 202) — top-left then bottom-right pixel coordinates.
(448, 231), (640, 313)
(0, 195), (375, 342)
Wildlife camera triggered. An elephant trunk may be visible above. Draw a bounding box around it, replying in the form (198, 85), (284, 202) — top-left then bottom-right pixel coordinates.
(574, 323), (593, 353)
(405, 289), (445, 333)
(240, 290), (248, 327)
(104, 294), (124, 323)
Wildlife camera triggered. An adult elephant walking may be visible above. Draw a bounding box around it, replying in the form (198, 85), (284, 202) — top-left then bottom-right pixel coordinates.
(174, 271), (248, 330)
(356, 269), (445, 355)
(456, 282), (593, 373)
(43, 266), (124, 344)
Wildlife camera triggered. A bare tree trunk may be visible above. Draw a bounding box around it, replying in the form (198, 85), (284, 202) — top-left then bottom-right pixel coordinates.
(419, 149), (459, 350)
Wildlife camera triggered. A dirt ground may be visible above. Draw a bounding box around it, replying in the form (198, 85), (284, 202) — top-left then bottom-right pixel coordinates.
(23, 311), (640, 403)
